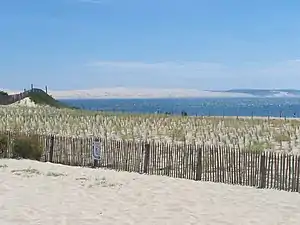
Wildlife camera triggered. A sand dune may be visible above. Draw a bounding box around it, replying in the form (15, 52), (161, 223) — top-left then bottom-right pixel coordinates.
(1, 88), (253, 99)
(48, 88), (253, 99)
(8, 97), (37, 107)
(1, 159), (300, 225)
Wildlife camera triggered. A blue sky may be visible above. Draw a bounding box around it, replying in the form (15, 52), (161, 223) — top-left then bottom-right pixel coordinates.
(1, 0), (300, 90)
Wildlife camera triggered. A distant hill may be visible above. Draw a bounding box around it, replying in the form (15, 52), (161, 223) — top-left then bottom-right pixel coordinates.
(223, 89), (300, 97)
(0, 88), (77, 108)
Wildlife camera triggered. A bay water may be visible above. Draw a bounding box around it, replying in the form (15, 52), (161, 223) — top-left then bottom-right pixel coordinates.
(60, 98), (300, 118)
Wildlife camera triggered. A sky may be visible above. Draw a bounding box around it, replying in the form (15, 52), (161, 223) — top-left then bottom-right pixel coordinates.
(1, 0), (300, 91)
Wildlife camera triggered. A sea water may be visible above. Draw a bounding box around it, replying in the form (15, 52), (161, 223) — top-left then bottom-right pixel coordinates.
(60, 97), (300, 118)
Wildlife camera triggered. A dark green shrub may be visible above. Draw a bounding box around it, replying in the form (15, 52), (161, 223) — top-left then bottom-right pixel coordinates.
(12, 135), (43, 160)
(0, 134), (8, 157)
(0, 90), (8, 96)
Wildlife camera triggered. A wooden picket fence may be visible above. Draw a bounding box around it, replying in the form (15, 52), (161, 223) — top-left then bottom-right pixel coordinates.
(1, 131), (300, 192)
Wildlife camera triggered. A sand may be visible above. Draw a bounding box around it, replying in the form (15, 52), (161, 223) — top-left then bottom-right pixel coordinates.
(1, 88), (252, 99)
(1, 159), (300, 225)
(9, 97), (37, 107)
(47, 88), (252, 99)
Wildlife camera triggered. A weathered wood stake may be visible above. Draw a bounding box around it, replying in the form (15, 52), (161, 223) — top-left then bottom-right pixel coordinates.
(259, 153), (267, 188)
(196, 146), (202, 181)
(49, 135), (54, 163)
(143, 143), (150, 174)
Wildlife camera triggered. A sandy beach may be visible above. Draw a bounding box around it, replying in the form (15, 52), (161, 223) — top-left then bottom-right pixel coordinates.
(1, 159), (300, 225)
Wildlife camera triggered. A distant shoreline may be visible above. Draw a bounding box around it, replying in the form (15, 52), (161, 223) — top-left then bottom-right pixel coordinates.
(1, 88), (253, 99)
(3, 87), (300, 99)
(57, 96), (299, 100)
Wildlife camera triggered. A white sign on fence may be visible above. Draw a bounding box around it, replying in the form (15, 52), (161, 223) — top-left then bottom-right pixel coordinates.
(92, 139), (101, 161)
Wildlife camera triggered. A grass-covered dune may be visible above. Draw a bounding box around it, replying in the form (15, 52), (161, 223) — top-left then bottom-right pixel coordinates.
(0, 88), (76, 109)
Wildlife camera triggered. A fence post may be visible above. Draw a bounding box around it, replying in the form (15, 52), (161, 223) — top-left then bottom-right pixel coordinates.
(195, 146), (202, 181)
(259, 152), (267, 188)
(93, 138), (100, 168)
(143, 143), (150, 174)
(93, 159), (99, 168)
(7, 131), (12, 158)
(297, 157), (300, 192)
(49, 135), (54, 163)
